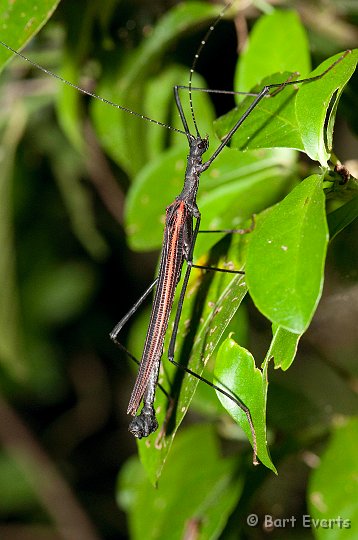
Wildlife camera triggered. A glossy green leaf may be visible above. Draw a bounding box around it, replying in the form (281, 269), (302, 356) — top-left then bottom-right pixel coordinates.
(135, 234), (249, 484)
(246, 174), (328, 333)
(195, 149), (297, 259)
(125, 142), (188, 250)
(118, 425), (243, 539)
(217, 9), (310, 152)
(190, 305), (250, 418)
(0, 0), (61, 72)
(215, 50), (357, 163)
(214, 338), (276, 472)
(235, 10), (310, 95)
(125, 147), (296, 252)
(265, 325), (302, 371)
(296, 49), (358, 165)
(215, 72), (305, 153)
(308, 417), (358, 539)
(327, 195), (358, 240)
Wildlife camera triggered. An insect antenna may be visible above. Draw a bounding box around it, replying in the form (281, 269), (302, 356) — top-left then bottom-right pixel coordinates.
(0, 40), (187, 136)
(188, 0), (236, 137)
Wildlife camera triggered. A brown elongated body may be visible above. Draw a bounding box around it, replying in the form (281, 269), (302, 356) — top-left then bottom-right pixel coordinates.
(126, 136), (205, 438)
(127, 200), (190, 415)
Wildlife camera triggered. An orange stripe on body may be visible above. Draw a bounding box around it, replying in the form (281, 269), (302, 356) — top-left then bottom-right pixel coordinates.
(127, 201), (188, 414)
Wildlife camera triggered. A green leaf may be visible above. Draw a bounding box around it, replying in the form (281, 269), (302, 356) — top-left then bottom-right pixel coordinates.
(195, 149), (297, 259)
(296, 49), (358, 165)
(0, 0), (61, 72)
(118, 425), (244, 540)
(135, 234), (249, 484)
(235, 10), (311, 95)
(214, 72), (305, 153)
(246, 174), (328, 333)
(214, 338), (276, 473)
(215, 50), (358, 163)
(125, 147), (296, 252)
(190, 305), (250, 418)
(216, 9), (310, 152)
(328, 195), (358, 240)
(265, 325), (302, 371)
(125, 143), (188, 250)
(308, 417), (358, 539)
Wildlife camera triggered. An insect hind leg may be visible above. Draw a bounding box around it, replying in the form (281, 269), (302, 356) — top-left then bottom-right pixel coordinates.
(199, 214), (255, 235)
(193, 215), (255, 274)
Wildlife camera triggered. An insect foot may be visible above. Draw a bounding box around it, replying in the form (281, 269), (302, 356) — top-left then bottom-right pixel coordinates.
(128, 406), (159, 438)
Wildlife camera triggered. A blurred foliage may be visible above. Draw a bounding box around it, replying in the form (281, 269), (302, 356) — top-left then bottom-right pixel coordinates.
(0, 1), (357, 539)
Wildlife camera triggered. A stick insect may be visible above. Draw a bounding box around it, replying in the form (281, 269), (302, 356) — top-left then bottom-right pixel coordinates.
(107, 6), (349, 462)
(0, 1), (351, 466)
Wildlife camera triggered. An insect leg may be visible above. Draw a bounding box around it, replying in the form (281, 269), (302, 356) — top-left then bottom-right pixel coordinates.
(165, 219), (258, 462)
(202, 51), (351, 170)
(110, 279), (170, 401)
(199, 215), (256, 235)
(176, 85), (261, 97)
(192, 216), (256, 274)
(110, 278), (158, 342)
(174, 86), (193, 141)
